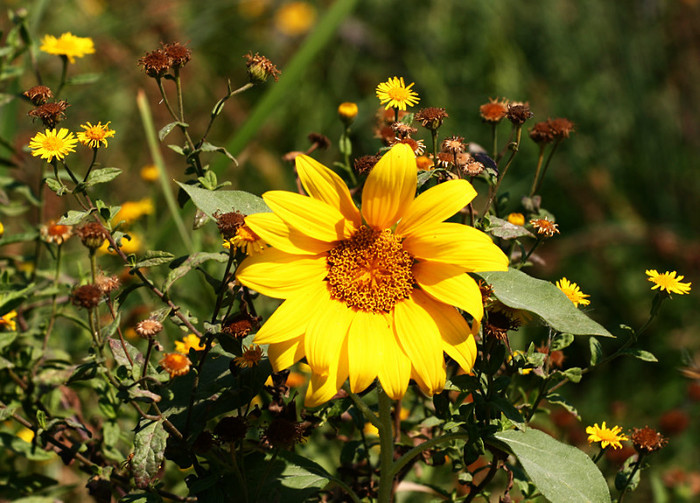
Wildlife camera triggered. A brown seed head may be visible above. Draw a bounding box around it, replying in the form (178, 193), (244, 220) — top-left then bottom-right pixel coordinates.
(76, 222), (108, 250)
(244, 52), (281, 83)
(506, 103), (534, 126)
(135, 318), (163, 339)
(549, 118), (575, 139)
(308, 132), (330, 150)
(414, 107), (448, 130)
(214, 416), (248, 443)
(96, 275), (120, 294)
(215, 211), (246, 240)
(435, 151), (454, 169)
(529, 121), (555, 144)
(530, 217), (560, 238)
(389, 137), (425, 156)
(262, 417), (306, 449)
(222, 313), (259, 339)
(484, 310), (521, 342)
(478, 280), (494, 305)
(162, 42), (191, 68)
(479, 98), (509, 123)
(441, 136), (465, 155)
(138, 49), (172, 78)
(630, 426), (667, 454)
(463, 159), (485, 177)
(353, 155), (379, 176)
(391, 122), (417, 138)
(71, 284), (103, 309)
(28, 100), (70, 128)
(23, 85), (53, 106)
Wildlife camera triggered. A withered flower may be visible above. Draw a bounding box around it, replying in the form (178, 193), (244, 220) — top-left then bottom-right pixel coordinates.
(479, 98), (509, 123)
(529, 121), (555, 144)
(463, 159), (485, 177)
(96, 275), (120, 295)
(261, 417), (307, 449)
(414, 107), (448, 130)
(391, 122), (417, 138)
(483, 310), (521, 343)
(244, 52), (281, 83)
(549, 118), (575, 139)
(28, 100), (70, 128)
(435, 151), (454, 169)
(162, 42), (191, 68)
(630, 426), (667, 454)
(530, 217), (560, 237)
(222, 312), (259, 339)
(71, 284), (103, 309)
(307, 132), (330, 150)
(353, 155), (379, 176)
(389, 137), (425, 156)
(215, 211), (245, 240)
(441, 135), (465, 155)
(23, 85), (53, 106)
(76, 222), (108, 250)
(506, 103), (534, 126)
(135, 318), (163, 339)
(138, 49), (172, 78)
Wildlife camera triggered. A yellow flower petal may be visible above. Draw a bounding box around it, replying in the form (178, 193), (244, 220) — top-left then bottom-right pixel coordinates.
(395, 179), (477, 237)
(304, 295), (355, 375)
(361, 144), (416, 229)
(393, 294), (445, 396)
(403, 222), (509, 272)
(305, 343), (349, 407)
(413, 261), (484, 324)
(245, 212), (331, 255)
(376, 315), (412, 400)
(422, 296), (477, 371)
(253, 284), (328, 344)
(267, 335), (305, 371)
(263, 190), (354, 242)
(236, 248), (327, 299)
(295, 155), (362, 228)
(347, 311), (383, 393)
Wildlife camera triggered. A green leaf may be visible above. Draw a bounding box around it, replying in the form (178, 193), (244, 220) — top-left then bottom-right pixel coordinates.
(488, 216), (535, 240)
(546, 393), (580, 419)
(551, 333), (575, 351)
(589, 337), (603, 366)
(620, 348), (658, 362)
(194, 141), (238, 166)
(478, 269), (613, 337)
(0, 231), (38, 245)
(57, 209), (91, 226)
(560, 367), (583, 383)
(158, 121), (188, 141)
(163, 252), (229, 292)
(85, 167), (122, 187)
(132, 419), (167, 489)
(44, 177), (67, 196)
(132, 250), (175, 268)
(0, 432), (54, 461)
(119, 493), (163, 503)
(175, 181), (269, 219)
(494, 429), (611, 503)
(0, 404), (16, 421)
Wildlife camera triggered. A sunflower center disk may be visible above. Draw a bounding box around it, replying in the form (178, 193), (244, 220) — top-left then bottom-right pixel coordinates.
(326, 226), (414, 313)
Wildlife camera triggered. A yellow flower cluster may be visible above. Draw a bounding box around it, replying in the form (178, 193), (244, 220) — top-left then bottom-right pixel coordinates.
(40, 33), (95, 63)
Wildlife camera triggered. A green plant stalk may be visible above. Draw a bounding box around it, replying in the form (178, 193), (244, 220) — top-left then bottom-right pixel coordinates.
(389, 432), (470, 479)
(198, 82), (254, 147)
(592, 446), (608, 464)
(491, 123), (498, 160)
(533, 139), (561, 195)
(480, 124), (522, 219)
(617, 453), (645, 503)
(529, 143), (546, 197)
(136, 89), (193, 252)
(55, 56), (68, 98)
(377, 388), (395, 503)
(431, 128), (439, 160)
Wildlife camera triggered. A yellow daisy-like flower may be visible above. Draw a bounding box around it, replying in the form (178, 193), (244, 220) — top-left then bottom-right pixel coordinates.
(223, 225), (266, 255)
(556, 277), (591, 307)
(507, 212), (525, 226)
(114, 199), (154, 226)
(29, 128), (78, 162)
(140, 164), (159, 183)
(40, 33), (95, 63)
(646, 269), (692, 295)
(0, 310), (18, 331)
(274, 1), (317, 36)
(160, 353), (191, 378)
(234, 345), (264, 368)
(586, 422), (628, 450)
(175, 334), (206, 354)
(235, 143), (508, 407)
(376, 77), (420, 111)
(77, 121), (115, 148)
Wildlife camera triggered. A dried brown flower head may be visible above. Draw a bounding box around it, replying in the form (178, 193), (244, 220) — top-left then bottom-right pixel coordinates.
(76, 222), (108, 250)
(483, 310), (521, 342)
(506, 103), (534, 126)
(222, 313), (259, 339)
(416, 155), (434, 170)
(391, 122), (417, 138)
(479, 98), (509, 123)
(389, 137), (425, 156)
(549, 118), (575, 139)
(160, 353), (191, 378)
(414, 107), (448, 130)
(529, 121), (555, 144)
(353, 155), (379, 176)
(138, 49), (172, 78)
(96, 275), (120, 294)
(463, 159), (485, 177)
(71, 284), (103, 309)
(435, 151), (454, 169)
(307, 132), (330, 150)
(215, 211), (246, 240)
(478, 280), (494, 305)
(261, 417), (307, 449)
(41, 221), (73, 245)
(23, 85), (53, 106)
(28, 100), (70, 128)
(376, 125), (395, 145)
(214, 416), (248, 443)
(441, 135), (465, 155)
(530, 217), (560, 237)
(244, 52), (281, 83)
(234, 345), (263, 368)
(630, 426), (667, 454)
(135, 318), (163, 339)
(162, 42), (191, 68)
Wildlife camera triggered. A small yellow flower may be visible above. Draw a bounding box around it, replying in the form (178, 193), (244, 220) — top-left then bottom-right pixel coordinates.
(507, 213), (525, 226)
(586, 422), (628, 450)
(338, 102), (358, 124)
(0, 310), (18, 331)
(160, 353), (191, 378)
(40, 221), (73, 245)
(98, 234), (142, 255)
(234, 345), (264, 368)
(140, 165), (159, 183)
(415, 155), (434, 171)
(77, 121), (115, 148)
(223, 225), (266, 255)
(17, 428), (35, 443)
(175, 334), (206, 354)
(646, 269), (692, 295)
(556, 277), (591, 307)
(29, 128), (78, 162)
(40, 33), (95, 63)
(0, 221), (4, 238)
(274, 1), (317, 36)
(114, 199), (154, 226)
(376, 77), (420, 111)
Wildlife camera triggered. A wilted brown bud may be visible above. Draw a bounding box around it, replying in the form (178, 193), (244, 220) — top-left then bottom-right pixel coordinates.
(441, 136), (465, 155)
(630, 426), (667, 454)
(261, 417), (306, 449)
(135, 318), (163, 339)
(463, 159), (485, 177)
(76, 222), (107, 250)
(353, 155), (379, 176)
(28, 100), (69, 128)
(24, 85), (53, 106)
(214, 416), (248, 443)
(506, 103), (534, 126)
(96, 275), (120, 294)
(138, 49), (172, 78)
(529, 121), (555, 144)
(308, 133), (330, 150)
(222, 312), (259, 339)
(162, 42), (191, 68)
(391, 122), (417, 138)
(549, 118), (575, 139)
(414, 107), (448, 130)
(71, 284), (103, 309)
(244, 52), (281, 84)
(214, 211), (246, 240)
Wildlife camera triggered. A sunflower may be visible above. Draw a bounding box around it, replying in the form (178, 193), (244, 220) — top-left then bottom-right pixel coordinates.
(40, 33), (95, 63)
(235, 144), (508, 406)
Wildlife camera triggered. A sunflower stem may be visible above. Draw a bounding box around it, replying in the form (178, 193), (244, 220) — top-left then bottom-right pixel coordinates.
(377, 388), (395, 503)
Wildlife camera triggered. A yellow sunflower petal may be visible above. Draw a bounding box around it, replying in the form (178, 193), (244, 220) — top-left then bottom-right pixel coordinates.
(236, 249), (327, 299)
(403, 222), (509, 272)
(266, 336), (305, 371)
(304, 296), (355, 375)
(245, 212), (332, 255)
(421, 297), (477, 371)
(393, 293), (446, 396)
(347, 311), (383, 393)
(253, 284), (328, 344)
(376, 316), (412, 400)
(361, 143), (417, 229)
(263, 190), (354, 242)
(413, 261), (484, 324)
(295, 155), (362, 228)
(410, 363), (446, 396)
(395, 179), (476, 237)
(305, 342), (349, 407)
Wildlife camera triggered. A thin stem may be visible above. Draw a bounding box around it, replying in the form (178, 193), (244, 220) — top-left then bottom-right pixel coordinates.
(142, 339), (155, 380)
(432, 129), (439, 160)
(491, 123), (498, 160)
(526, 375), (551, 422)
(55, 56), (68, 98)
(529, 144), (546, 197)
(464, 450), (501, 503)
(617, 454), (645, 503)
(533, 139), (561, 195)
(345, 386), (381, 430)
(480, 125), (522, 219)
(198, 82), (254, 147)
(82, 148), (99, 183)
(377, 388), (395, 503)
(389, 433), (470, 479)
(592, 446), (608, 464)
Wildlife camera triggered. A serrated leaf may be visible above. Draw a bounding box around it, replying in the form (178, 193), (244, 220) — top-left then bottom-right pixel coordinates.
(488, 216), (535, 240)
(58, 209), (91, 226)
(158, 121), (188, 141)
(620, 348), (658, 362)
(494, 429), (611, 503)
(85, 167), (122, 186)
(589, 337), (603, 366)
(175, 181), (270, 219)
(132, 419), (167, 489)
(478, 269), (613, 337)
(163, 252), (228, 291)
(132, 250), (175, 268)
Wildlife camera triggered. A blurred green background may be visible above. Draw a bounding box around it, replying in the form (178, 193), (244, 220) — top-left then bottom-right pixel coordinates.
(2, 0), (699, 500)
